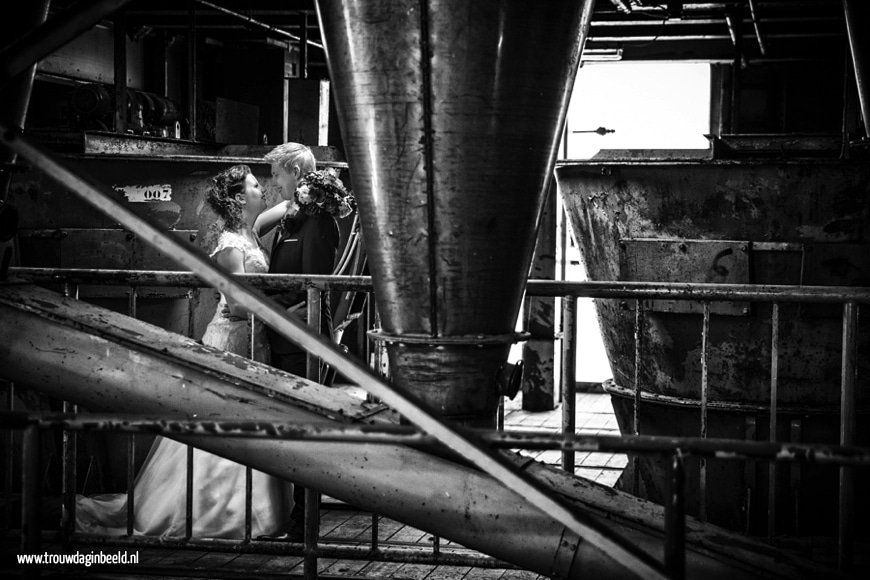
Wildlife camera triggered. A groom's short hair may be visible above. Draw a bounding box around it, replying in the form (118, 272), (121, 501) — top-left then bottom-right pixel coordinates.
(264, 142), (316, 175)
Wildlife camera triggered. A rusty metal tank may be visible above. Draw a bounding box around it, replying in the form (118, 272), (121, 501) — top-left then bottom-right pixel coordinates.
(555, 154), (870, 534)
(315, 0), (592, 426)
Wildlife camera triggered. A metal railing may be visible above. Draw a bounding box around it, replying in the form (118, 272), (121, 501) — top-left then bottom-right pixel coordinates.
(2, 268), (869, 579)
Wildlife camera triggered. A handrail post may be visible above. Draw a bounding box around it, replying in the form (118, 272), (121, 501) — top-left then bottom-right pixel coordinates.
(699, 301), (710, 522)
(838, 302), (858, 571)
(768, 302), (779, 538)
(21, 423), (41, 555)
(632, 299), (644, 494)
(304, 287), (322, 580)
(664, 450), (686, 580)
(561, 295), (577, 473)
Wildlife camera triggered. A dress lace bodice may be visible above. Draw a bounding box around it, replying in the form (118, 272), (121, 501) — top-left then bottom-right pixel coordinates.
(210, 231), (268, 274)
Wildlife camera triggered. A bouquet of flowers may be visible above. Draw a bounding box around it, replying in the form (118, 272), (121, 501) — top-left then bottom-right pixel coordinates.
(294, 169), (356, 219)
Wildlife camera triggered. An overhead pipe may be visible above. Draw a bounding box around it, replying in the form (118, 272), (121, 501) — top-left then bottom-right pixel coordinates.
(192, 0), (324, 49)
(843, 0), (870, 138)
(315, 0), (592, 428)
(0, 0), (137, 88)
(0, 126), (666, 580)
(0, 283), (831, 580)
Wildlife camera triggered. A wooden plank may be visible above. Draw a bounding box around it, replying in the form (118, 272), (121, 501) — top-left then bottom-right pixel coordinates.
(255, 555), (304, 573)
(152, 549), (208, 567)
(425, 565), (472, 580)
(461, 568), (508, 580)
(320, 508), (356, 536)
(357, 560), (406, 578)
(187, 552), (243, 569)
(386, 524), (429, 544)
(224, 553), (272, 571)
(375, 517), (406, 542)
(321, 558), (370, 576)
(322, 513), (373, 541)
(498, 570), (540, 580)
(393, 563), (436, 580)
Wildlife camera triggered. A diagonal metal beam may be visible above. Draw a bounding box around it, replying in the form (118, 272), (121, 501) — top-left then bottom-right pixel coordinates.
(0, 0), (137, 88)
(0, 126), (668, 580)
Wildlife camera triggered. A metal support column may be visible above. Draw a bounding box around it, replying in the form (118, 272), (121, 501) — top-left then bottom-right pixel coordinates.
(561, 295), (577, 473)
(838, 302), (858, 571)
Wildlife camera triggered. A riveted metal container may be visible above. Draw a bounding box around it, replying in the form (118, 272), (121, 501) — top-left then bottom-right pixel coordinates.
(555, 158), (870, 534)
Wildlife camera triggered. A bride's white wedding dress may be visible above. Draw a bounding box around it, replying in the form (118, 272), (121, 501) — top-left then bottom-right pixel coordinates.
(76, 231), (288, 538)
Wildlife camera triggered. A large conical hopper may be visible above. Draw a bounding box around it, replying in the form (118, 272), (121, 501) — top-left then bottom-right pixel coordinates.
(316, 0), (591, 426)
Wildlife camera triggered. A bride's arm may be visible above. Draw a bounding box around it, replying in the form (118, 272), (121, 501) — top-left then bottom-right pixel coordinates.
(213, 247), (249, 318)
(253, 200), (294, 238)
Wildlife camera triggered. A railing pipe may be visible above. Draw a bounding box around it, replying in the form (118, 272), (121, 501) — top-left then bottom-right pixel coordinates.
(561, 295), (577, 473)
(768, 302), (779, 538)
(838, 302), (858, 571)
(664, 451), (686, 580)
(0, 127), (668, 580)
(9, 267), (870, 305)
(699, 302), (710, 522)
(21, 424), (41, 554)
(5, 414), (870, 466)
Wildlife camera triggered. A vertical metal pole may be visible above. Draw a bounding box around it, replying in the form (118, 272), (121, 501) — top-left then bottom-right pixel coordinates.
(21, 423), (40, 554)
(126, 435), (135, 536)
(664, 451), (686, 580)
(299, 12), (308, 80)
(767, 302), (779, 538)
(433, 535), (440, 557)
(187, 1), (197, 141)
(561, 295), (577, 473)
(244, 465), (252, 543)
(371, 513), (379, 552)
(838, 302), (858, 571)
(4, 383), (13, 530)
(113, 13), (127, 134)
(632, 299), (644, 494)
(789, 418), (802, 534)
(128, 286), (137, 319)
(187, 288), (199, 338)
(699, 302), (710, 523)
(304, 287), (321, 579)
(245, 312), (254, 542)
(496, 397), (505, 432)
(303, 489), (319, 580)
(62, 282), (80, 540)
(185, 444), (194, 539)
(307, 288), (322, 383)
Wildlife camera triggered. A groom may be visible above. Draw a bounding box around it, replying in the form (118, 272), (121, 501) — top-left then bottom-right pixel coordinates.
(263, 142), (340, 540)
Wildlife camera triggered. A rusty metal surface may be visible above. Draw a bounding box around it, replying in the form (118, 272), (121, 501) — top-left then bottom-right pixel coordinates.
(316, 0), (590, 425)
(1, 130), (677, 580)
(8, 413), (870, 466)
(622, 239), (750, 315)
(0, 282), (651, 579)
(0, 284), (833, 580)
(555, 161), (870, 407)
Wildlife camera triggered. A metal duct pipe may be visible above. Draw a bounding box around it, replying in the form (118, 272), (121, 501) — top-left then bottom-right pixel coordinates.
(0, 283), (827, 579)
(316, 0), (592, 427)
(843, 0), (870, 138)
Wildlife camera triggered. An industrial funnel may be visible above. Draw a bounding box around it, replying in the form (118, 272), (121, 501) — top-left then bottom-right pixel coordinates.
(316, 0), (592, 426)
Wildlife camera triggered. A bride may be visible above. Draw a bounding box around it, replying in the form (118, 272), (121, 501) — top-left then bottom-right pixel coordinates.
(76, 164), (289, 538)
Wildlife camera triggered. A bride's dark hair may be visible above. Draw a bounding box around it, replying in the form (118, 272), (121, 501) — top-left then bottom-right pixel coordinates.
(207, 164), (251, 231)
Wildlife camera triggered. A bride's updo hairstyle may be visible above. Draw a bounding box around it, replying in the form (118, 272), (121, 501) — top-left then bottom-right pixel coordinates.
(207, 164), (251, 231)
